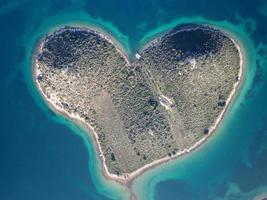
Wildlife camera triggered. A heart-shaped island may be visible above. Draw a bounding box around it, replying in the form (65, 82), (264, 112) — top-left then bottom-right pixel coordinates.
(33, 24), (242, 182)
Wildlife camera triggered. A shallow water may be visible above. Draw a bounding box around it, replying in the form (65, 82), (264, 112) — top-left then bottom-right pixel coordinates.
(0, 0), (267, 200)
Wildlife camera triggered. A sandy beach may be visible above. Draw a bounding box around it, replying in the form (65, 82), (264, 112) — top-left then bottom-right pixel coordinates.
(32, 25), (245, 189)
(254, 193), (267, 200)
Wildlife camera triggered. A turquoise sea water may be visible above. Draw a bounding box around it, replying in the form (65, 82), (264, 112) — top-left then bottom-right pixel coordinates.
(0, 0), (267, 200)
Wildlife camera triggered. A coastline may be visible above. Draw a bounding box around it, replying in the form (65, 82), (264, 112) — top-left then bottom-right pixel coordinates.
(32, 24), (245, 189)
(254, 193), (267, 200)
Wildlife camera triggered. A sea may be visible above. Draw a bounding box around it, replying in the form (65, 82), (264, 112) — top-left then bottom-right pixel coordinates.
(0, 0), (267, 200)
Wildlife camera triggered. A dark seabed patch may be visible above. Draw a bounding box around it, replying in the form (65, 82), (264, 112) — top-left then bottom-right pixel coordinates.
(155, 180), (192, 200)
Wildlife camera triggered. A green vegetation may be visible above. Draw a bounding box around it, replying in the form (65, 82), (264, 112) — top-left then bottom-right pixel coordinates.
(34, 25), (240, 175)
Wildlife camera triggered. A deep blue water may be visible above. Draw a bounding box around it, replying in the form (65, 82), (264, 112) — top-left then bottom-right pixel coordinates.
(0, 0), (267, 200)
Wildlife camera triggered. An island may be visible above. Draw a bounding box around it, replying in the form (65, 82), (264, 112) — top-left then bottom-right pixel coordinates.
(33, 23), (242, 185)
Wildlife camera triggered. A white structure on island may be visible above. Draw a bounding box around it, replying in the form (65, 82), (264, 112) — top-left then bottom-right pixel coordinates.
(159, 95), (173, 110)
(135, 53), (141, 59)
